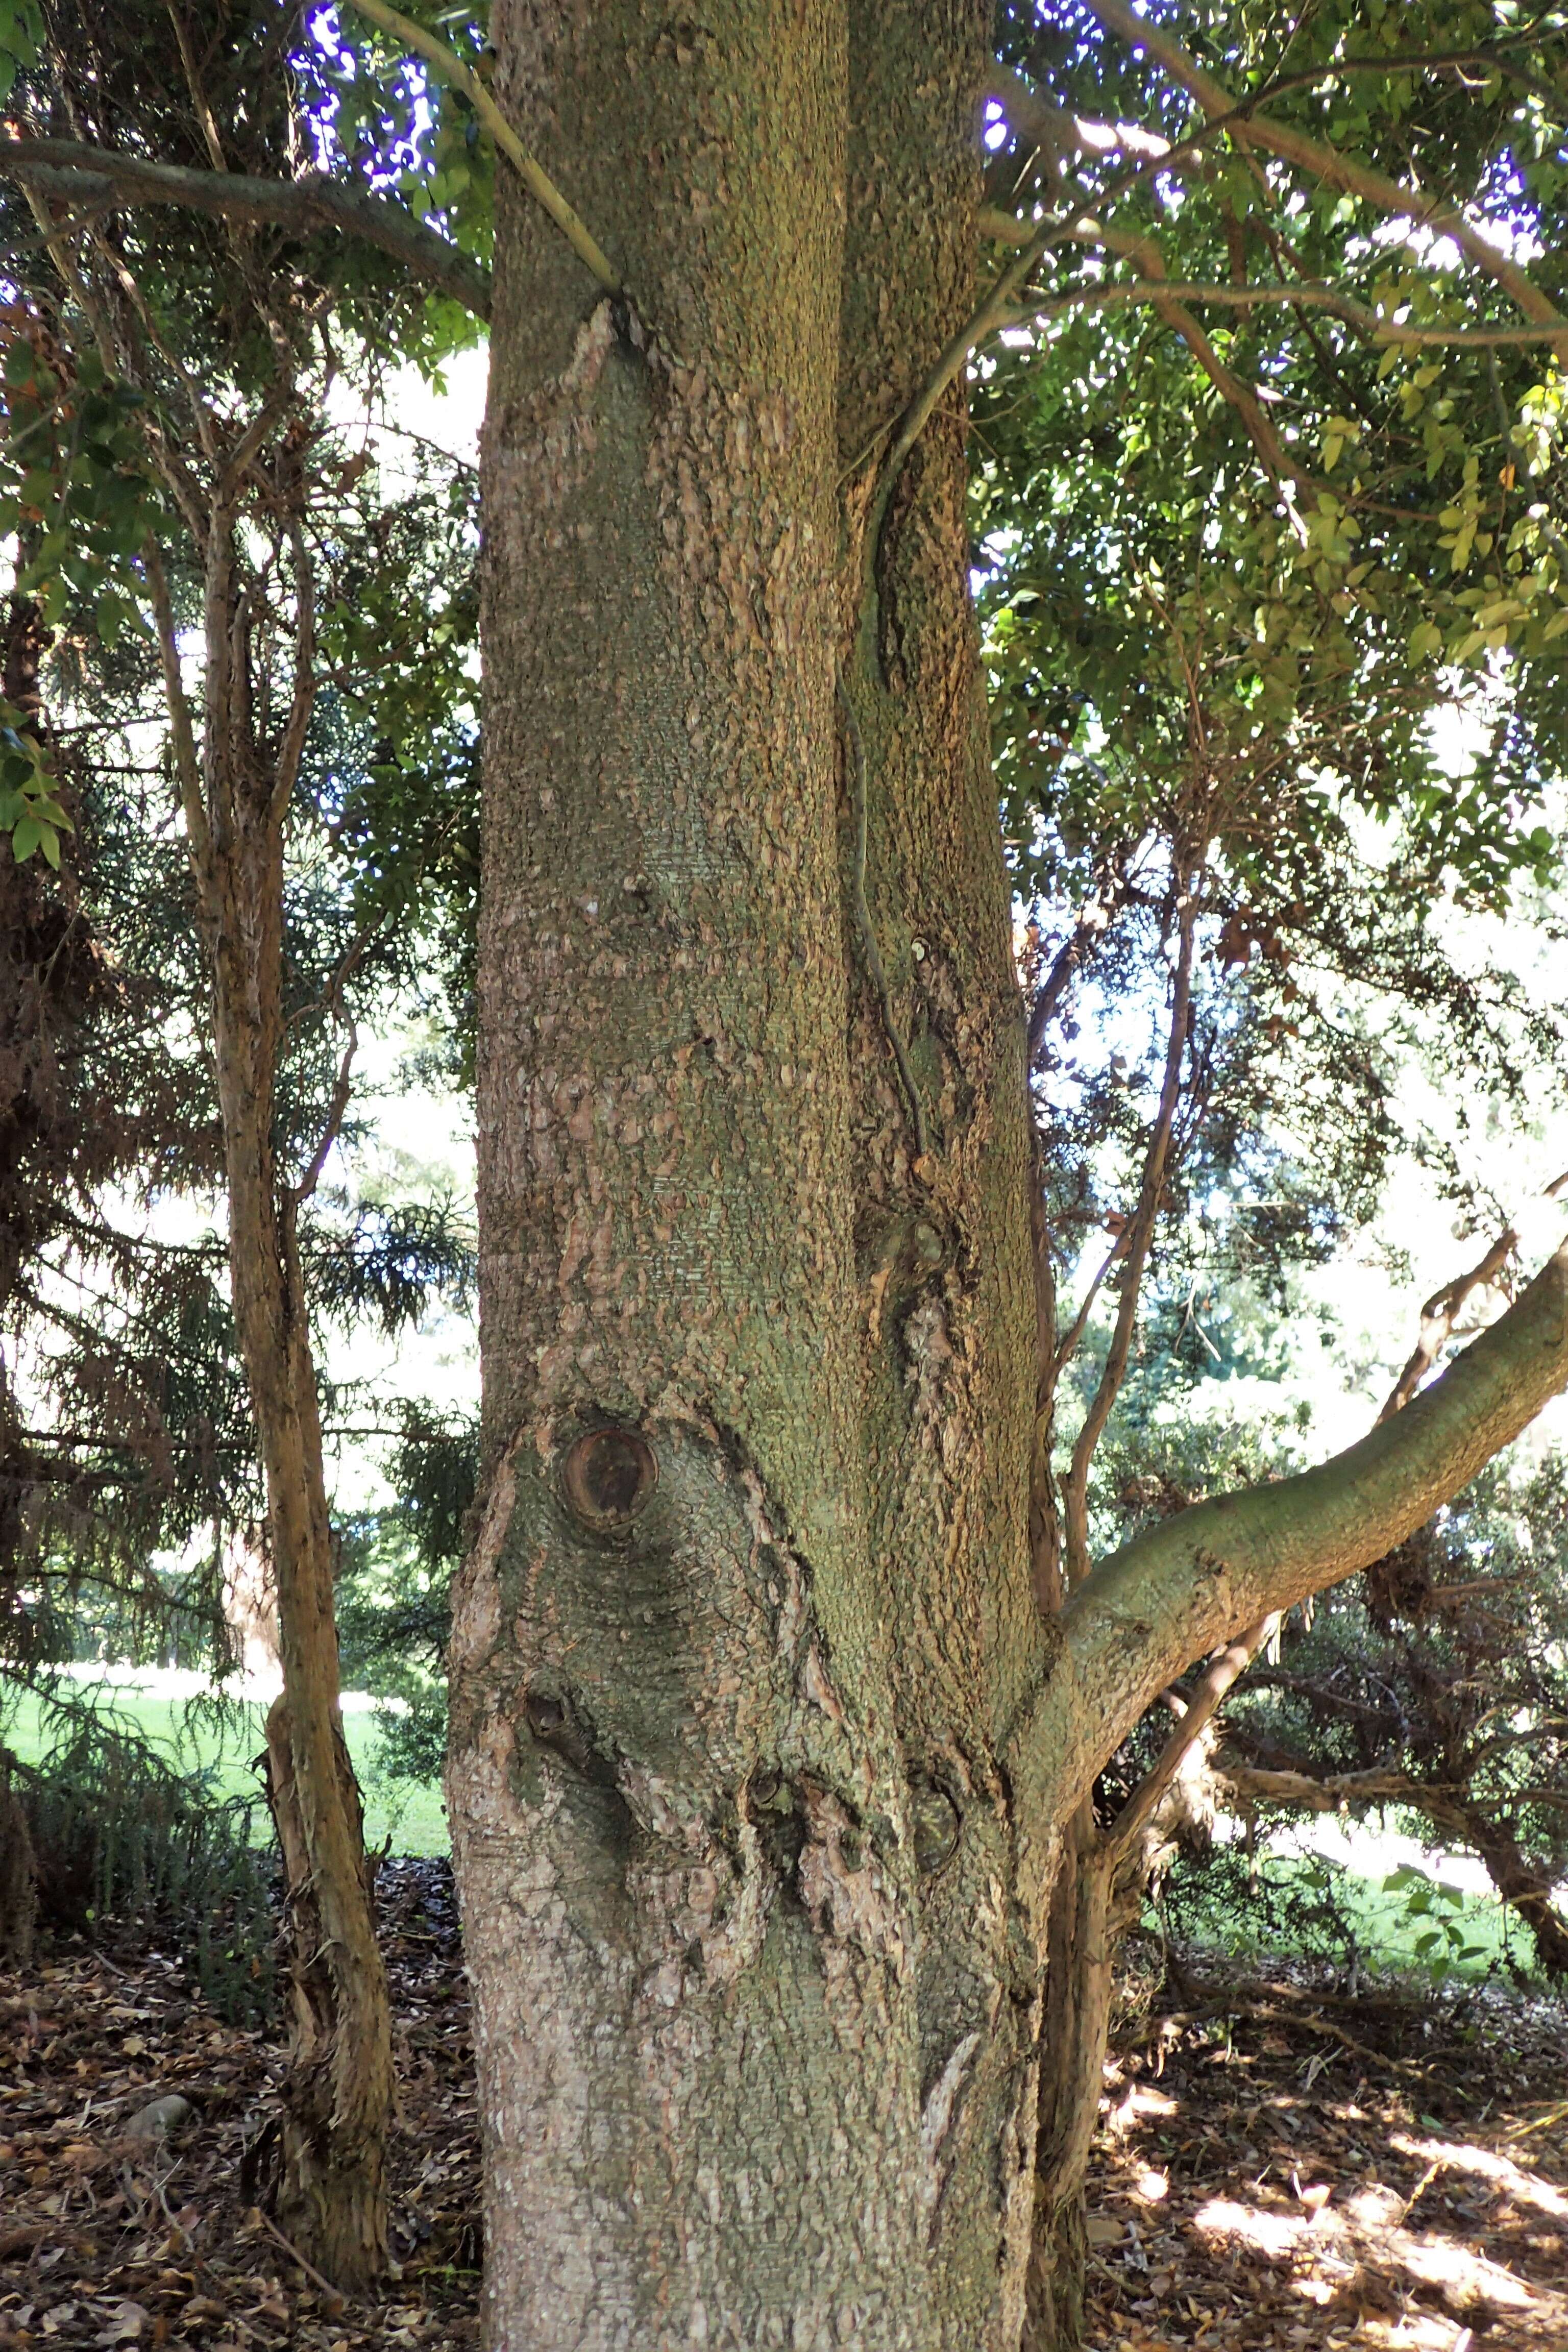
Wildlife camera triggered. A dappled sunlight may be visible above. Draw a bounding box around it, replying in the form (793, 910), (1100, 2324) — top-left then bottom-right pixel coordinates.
(1390, 2131), (1568, 2224)
(1083, 1958), (1568, 2349)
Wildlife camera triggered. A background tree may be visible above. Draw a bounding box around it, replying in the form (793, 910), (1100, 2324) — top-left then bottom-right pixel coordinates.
(0, 0), (479, 2284)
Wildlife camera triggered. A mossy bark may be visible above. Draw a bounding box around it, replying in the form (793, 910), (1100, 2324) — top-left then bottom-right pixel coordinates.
(454, 3), (1049, 2342)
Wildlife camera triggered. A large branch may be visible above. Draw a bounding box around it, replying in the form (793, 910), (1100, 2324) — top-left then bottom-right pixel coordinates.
(1080, 0), (1568, 360)
(0, 138), (492, 319)
(1010, 1237), (1568, 1833)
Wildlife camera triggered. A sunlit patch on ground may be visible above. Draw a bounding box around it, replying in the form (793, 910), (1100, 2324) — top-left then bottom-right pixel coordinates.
(1083, 1948), (1568, 2349)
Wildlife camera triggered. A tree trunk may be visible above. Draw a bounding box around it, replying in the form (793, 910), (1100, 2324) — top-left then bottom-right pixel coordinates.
(1025, 1806), (1113, 2352)
(0, 1747), (38, 1967)
(202, 569), (391, 2293)
(451, 1), (1051, 2342)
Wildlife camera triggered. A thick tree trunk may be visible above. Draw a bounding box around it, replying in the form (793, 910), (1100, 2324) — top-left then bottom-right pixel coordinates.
(451, 2), (1050, 2343)
(204, 626), (391, 2292)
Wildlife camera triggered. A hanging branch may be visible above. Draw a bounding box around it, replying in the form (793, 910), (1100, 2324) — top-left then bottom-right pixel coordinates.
(0, 137), (493, 318)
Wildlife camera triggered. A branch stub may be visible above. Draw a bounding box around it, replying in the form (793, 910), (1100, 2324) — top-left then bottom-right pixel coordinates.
(561, 1426), (658, 1533)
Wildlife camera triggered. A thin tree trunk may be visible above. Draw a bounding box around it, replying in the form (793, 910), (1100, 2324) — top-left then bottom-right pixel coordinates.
(0, 1747), (38, 1966)
(1026, 1806), (1114, 2352)
(199, 546), (391, 2293)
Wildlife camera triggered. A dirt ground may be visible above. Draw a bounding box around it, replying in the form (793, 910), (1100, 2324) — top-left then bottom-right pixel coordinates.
(3, 1870), (1565, 2351)
(1, 1863), (478, 2352)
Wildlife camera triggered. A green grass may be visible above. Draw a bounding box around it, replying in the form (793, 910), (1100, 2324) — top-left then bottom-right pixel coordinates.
(7, 1688), (1546, 1980)
(2, 1681), (450, 1856)
(1165, 1848), (1535, 1983)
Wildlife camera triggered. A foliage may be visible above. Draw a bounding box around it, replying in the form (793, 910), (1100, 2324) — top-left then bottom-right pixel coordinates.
(984, 0), (1568, 884)
(4, 1713), (276, 2024)
(0, 0), (480, 1702)
(1096, 1393), (1568, 1978)
(1380, 1860), (1496, 1984)
(974, 1), (1568, 1414)
(337, 1405), (477, 1787)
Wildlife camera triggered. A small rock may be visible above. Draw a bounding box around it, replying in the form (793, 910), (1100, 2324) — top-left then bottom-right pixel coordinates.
(125, 2094), (193, 2142)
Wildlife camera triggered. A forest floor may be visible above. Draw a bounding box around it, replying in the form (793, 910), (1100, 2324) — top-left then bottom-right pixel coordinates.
(1, 1863), (477, 2352)
(1082, 1940), (1568, 2350)
(3, 1867), (1566, 2352)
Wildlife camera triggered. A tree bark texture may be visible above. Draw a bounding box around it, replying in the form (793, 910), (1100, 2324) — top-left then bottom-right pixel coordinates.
(452, 5), (1568, 2346)
(452, 3), (1052, 2342)
(197, 526), (393, 2294)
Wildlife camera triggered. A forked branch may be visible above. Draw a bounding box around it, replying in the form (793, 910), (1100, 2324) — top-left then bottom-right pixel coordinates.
(1080, 0), (1568, 360)
(1380, 1170), (1568, 1419)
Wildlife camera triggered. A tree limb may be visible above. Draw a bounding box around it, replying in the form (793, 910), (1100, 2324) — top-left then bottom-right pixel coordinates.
(1079, 0), (1568, 361)
(1061, 893), (1197, 1581)
(982, 64), (1171, 175)
(1001, 273), (1568, 349)
(0, 137), (492, 318)
(1380, 1170), (1568, 1418)
(1012, 1236), (1568, 1831)
(1103, 1611), (1278, 1869)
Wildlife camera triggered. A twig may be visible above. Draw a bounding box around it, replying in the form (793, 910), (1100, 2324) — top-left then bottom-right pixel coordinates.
(999, 274), (1568, 347)
(257, 2208), (346, 2302)
(1061, 890), (1198, 1580)
(1503, 2099), (1568, 2145)
(288, 1021), (357, 1205)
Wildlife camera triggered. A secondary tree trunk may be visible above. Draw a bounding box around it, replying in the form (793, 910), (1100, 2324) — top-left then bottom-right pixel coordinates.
(1025, 1805), (1112, 2351)
(199, 537), (392, 2293)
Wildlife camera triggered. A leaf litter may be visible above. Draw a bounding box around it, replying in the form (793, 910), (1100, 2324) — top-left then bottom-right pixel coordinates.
(1082, 1943), (1568, 2351)
(5, 1880), (1566, 2350)
(1, 1861), (477, 2352)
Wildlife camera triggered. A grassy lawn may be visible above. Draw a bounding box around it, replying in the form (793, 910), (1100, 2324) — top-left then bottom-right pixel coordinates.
(5, 1680), (1545, 1981)
(2, 1678), (450, 1856)
(1165, 1845), (1532, 1983)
